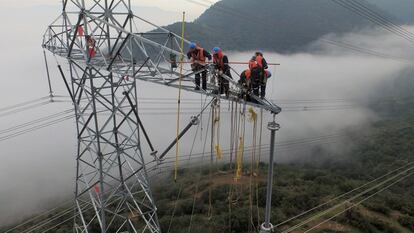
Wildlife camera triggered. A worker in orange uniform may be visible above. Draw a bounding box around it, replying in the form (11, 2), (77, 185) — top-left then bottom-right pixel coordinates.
(255, 51), (269, 99)
(187, 42), (212, 91)
(248, 56), (261, 98)
(85, 35), (96, 58)
(239, 68), (255, 102)
(212, 47), (232, 97)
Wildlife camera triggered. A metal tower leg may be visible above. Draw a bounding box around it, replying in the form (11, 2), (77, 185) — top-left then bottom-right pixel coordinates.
(70, 63), (160, 233)
(260, 115), (280, 233)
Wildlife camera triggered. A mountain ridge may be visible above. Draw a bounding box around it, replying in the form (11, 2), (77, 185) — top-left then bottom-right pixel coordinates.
(160, 0), (407, 53)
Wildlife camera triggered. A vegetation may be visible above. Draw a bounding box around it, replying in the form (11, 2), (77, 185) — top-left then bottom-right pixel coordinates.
(150, 113), (414, 232)
(4, 111), (414, 232)
(161, 0), (378, 53)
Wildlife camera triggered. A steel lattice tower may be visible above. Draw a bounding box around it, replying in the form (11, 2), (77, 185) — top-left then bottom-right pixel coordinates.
(41, 0), (188, 232)
(42, 1), (282, 232)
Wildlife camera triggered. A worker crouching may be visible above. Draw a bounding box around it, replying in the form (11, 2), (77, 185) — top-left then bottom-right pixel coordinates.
(239, 66), (272, 103)
(212, 47), (232, 97)
(187, 42), (212, 91)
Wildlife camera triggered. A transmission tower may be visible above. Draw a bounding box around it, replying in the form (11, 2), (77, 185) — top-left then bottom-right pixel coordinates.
(41, 0), (183, 231)
(42, 0), (281, 232)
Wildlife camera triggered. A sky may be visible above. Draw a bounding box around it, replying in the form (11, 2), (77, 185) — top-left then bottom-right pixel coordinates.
(0, 0), (414, 228)
(1, 0), (219, 21)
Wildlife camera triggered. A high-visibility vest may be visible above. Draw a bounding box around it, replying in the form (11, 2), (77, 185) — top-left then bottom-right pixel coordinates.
(191, 48), (206, 64)
(213, 52), (225, 70)
(77, 26), (84, 37)
(245, 69), (251, 79)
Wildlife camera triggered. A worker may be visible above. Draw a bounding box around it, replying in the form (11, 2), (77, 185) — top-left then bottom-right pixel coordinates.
(86, 35), (96, 58)
(255, 51), (269, 99)
(248, 56), (261, 98)
(187, 42), (212, 91)
(238, 69), (257, 103)
(238, 69), (250, 101)
(212, 47), (232, 97)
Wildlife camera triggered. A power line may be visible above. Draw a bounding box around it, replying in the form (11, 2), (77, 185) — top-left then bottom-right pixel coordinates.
(275, 159), (414, 228)
(0, 115), (73, 142)
(282, 164), (414, 232)
(8, 128), (407, 231)
(0, 109), (73, 135)
(0, 101), (52, 118)
(303, 171), (414, 232)
(332, 0), (414, 44)
(0, 96), (49, 113)
(3, 131), (344, 232)
(184, 0), (413, 63)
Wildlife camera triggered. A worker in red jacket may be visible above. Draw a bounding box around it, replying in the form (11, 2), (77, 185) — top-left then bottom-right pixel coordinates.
(212, 47), (232, 97)
(248, 56), (261, 98)
(255, 51), (269, 99)
(239, 68), (258, 102)
(187, 42), (212, 91)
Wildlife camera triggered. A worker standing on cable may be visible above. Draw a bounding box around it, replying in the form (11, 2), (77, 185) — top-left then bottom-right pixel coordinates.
(187, 42), (212, 91)
(255, 51), (268, 99)
(212, 47), (232, 97)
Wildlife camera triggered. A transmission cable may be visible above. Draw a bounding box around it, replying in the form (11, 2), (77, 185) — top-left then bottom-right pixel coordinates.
(0, 96), (49, 113)
(275, 159), (414, 228)
(282, 164), (414, 232)
(303, 171), (414, 232)
(332, 0), (414, 44)
(185, 0), (413, 63)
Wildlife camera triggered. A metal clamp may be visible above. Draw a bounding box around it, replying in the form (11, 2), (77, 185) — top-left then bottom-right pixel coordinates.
(267, 121), (280, 131)
(260, 222), (274, 232)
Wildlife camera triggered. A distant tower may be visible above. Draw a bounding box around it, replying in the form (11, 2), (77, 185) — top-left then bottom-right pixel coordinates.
(42, 0), (185, 232)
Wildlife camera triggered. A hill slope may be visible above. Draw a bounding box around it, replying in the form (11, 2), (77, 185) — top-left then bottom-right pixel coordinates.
(4, 106), (414, 232)
(162, 0), (378, 53)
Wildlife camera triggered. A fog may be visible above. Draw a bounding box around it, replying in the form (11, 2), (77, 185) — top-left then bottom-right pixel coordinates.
(0, 4), (414, 227)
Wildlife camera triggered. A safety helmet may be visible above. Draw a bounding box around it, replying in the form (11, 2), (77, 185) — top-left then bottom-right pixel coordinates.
(189, 42), (197, 49)
(212, 47), (222, 54)
(255, 51), (263, 56)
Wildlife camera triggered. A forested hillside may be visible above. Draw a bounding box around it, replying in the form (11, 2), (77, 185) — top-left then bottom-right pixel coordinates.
(162, 0), (378, 53)
(4, 109), (414, 232)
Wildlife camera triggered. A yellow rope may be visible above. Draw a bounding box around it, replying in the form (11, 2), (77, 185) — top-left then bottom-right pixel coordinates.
(174, 12), (185, 182)
(235, 106), (246, 181)
(235, 136), (244, 180)
(214, 100), (222, 160)
(247, 107), (258, 123)
(248, 107), (258, 231)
